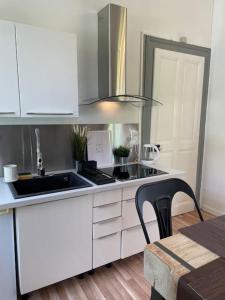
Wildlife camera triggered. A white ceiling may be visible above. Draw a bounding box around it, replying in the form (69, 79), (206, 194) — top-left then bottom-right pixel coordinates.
(0, 0), (123, 31)
(0, 0), (214, 124)
(0, 0), (214, 38)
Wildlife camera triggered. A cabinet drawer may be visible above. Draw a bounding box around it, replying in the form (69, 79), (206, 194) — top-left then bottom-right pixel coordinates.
(122, 199), (156, 229)
(122, 185), (140, 200)
(121, 221), (159, 259)
(93, 217), (122, 239)
(93, 202), (121, 223)
(93, 232), (121, 268)
(94, 189), (122, 207)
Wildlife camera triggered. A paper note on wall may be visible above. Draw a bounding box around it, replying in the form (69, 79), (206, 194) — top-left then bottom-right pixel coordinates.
(87, 131), (113, 166)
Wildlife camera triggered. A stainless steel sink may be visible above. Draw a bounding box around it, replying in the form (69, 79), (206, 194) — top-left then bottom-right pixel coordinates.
(9, 172), (92, 199)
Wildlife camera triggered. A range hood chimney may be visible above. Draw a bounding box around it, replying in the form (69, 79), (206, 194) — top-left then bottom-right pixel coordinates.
(83, 3), (162, 105)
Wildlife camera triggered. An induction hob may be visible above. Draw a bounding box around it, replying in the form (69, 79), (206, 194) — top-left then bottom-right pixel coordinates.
(100, 163), (168, 181)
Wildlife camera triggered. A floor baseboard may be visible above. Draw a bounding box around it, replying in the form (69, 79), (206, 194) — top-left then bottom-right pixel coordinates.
(201, 204), (221, 216)
(172, 201), (194, 216)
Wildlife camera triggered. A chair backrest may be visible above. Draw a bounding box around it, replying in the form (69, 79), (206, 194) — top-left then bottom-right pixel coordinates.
(135, 178), (203, 244)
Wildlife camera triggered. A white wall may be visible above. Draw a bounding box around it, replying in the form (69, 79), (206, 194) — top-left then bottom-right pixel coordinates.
(201, 0), (225, 215)
(0, 0), (213, 124)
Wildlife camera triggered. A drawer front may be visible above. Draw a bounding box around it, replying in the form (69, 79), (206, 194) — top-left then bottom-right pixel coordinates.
(93, 217), (122, 239)
(93, 202), (121, 223)
(93, 232), (121, 268)
(94, 189), (122, 207)
(122, 199), (156, 229)
(122, 185), (140, 200)
(121, 221), (159, 259)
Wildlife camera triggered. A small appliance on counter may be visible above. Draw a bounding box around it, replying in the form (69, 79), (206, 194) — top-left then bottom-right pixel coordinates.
(142, 144), (160, 165)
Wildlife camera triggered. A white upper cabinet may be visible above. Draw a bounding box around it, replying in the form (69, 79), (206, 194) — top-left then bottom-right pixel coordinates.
(16, 24), (79, 117)
(0, 20), (20, 117)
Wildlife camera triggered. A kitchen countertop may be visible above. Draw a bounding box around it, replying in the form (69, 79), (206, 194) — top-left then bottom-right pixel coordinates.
(0, 163), (184, 210)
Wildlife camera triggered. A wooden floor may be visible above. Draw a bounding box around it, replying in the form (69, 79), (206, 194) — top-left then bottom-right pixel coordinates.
(28, 210), (214, 300)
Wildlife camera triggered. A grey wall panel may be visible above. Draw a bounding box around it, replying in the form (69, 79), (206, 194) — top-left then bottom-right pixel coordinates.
(0, 126), (27, 174)
(0, 123), (138, 176)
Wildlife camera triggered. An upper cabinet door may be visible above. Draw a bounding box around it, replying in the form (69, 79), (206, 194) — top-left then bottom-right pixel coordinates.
(0, 21), (20, 117)
(16, 24), (79, 117)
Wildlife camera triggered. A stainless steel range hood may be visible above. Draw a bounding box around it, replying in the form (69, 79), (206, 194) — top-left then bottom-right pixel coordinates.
(83, 3), (162, 106)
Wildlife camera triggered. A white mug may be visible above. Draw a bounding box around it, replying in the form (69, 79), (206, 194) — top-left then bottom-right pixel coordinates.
(3, 164), (18, 182)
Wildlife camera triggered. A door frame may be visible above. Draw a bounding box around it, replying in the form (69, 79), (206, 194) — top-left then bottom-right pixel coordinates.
(141, 35), (211, 201)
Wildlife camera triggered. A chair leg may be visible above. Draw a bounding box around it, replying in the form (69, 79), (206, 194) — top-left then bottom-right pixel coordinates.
(20, 294), (29, 300)
(151, 287), (165, 300)
(194, 201), (204, 221)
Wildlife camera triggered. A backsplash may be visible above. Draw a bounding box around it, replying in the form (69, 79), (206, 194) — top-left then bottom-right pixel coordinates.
(0, 124), (139, 177)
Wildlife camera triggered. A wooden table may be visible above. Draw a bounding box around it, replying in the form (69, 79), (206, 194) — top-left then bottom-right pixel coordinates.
(144, 233), (219, 300)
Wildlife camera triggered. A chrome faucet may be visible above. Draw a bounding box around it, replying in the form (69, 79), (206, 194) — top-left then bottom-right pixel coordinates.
(35, 128), (45, 176)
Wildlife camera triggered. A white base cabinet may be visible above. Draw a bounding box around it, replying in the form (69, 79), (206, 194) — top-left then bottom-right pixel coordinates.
(0, 209), (17, 300)
(121, 221), (159, 259)
(16, 195), (92, 295)
(15, 186), (161, 294)
(121, 185), (160, 259)
(92, 187), (160, 269)
(93, 217), (122, 239)
(122, 198), (156, 229)
(92, 190), (122, 269)
(93, 202), (121, 223)
(93, 232), (121, 268)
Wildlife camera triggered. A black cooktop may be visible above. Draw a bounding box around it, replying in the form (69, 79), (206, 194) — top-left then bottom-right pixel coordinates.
(100, 163), (167, 181)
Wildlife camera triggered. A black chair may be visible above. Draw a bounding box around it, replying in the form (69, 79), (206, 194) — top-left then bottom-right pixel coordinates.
(135, 178), (204, 300)
(135, 178), (204, 244)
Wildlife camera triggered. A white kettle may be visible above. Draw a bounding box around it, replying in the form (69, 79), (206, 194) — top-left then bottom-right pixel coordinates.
(142, 144), (160, 165)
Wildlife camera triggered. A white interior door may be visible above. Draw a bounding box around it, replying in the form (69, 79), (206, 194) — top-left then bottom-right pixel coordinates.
(151, 48), (204, 214)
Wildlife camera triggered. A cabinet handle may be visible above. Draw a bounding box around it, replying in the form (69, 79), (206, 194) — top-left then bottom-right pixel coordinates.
(124, 221), (155, 233)
(97, 232), (118, 239)
(123, 225), (140, 232)
(0, 209), (11, 215)
(97, 216), (121, 225)
(26, 112), (74, 116)
(0, 112), (16, 115)
(97, 202), (119, 209)
(125, 198), (135, 202)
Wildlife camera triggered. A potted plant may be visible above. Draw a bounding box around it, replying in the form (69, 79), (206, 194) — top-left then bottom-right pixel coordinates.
(113, 145), (130, 165)
(72, 125), (87, 170)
